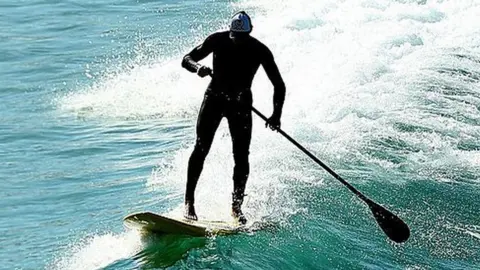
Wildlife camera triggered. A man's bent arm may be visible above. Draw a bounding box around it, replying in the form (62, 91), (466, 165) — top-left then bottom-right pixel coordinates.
(181, 34), (216, 73)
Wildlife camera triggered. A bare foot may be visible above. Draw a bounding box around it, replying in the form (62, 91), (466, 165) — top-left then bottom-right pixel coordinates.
(184, 203), (198, 221)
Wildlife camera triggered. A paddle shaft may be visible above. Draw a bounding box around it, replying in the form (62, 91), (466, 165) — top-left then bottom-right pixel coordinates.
(251, 107), (369, 202)
(205, 72), (367, 202)
(204, 73), (368, 202)
(253, 98), (410, 243)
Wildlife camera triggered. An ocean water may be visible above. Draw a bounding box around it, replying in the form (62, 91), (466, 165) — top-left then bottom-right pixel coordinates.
(1, 0), (480, 269)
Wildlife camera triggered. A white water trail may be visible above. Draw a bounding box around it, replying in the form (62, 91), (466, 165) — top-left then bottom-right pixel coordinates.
(51, 230), (144, 270)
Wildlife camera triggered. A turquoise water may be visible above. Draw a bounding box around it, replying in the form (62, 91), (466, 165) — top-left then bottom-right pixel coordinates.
(1, 0), (480, 269)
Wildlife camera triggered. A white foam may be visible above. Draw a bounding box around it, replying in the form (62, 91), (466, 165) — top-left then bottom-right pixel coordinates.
(51, 230), (144, 270)
(58, 58), (212, 119)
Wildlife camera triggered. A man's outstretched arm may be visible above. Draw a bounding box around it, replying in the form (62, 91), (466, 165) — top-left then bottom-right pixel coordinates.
(262, 47), (286, 127)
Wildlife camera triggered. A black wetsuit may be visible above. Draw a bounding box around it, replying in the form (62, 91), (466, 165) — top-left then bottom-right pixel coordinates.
(181, 31), (285, 204)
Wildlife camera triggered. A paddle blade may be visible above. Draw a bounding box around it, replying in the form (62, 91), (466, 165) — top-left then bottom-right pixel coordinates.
(368, 201), (410, 243)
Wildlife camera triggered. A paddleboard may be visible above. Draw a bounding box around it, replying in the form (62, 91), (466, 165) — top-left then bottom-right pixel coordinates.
(123, 212), (242, 236)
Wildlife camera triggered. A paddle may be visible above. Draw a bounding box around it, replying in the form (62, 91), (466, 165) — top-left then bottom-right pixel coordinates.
(205, 73), (410, 242)
(251, 107), (410, 243)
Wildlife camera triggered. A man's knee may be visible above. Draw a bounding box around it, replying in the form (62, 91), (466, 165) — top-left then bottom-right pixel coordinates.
(191, 140), (210, 160)
(233, 150), (249, 166)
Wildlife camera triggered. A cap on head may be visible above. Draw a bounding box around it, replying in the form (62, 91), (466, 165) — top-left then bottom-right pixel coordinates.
(229, 11), (252, 33)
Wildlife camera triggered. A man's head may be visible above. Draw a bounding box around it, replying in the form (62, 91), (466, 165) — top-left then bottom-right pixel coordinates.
(229, 11), (252, 45)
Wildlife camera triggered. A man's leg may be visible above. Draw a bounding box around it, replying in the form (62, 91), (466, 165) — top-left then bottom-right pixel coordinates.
(226, 92), (252, 224)
(185, 93), (223, 220)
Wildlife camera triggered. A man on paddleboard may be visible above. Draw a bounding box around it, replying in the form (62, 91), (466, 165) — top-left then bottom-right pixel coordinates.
(181, 11), (286, 224)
